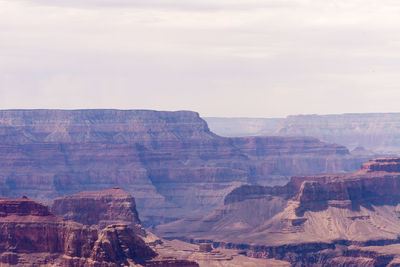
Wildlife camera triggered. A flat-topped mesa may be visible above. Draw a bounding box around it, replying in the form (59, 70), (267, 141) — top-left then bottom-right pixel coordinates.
(51, 187), (141, 231)
(0, 109), (211, 144)
(360, 157), (400, 173)
(0, 197), (51, 217)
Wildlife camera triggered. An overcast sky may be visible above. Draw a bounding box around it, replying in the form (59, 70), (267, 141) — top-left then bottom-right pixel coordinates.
(1, 0), (400, 117)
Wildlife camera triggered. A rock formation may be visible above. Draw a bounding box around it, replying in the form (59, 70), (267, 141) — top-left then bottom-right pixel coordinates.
(156, 157), (400, 266)
(51, 187), (290, 266)
(0, 109), (375, 227)
(205, 113), (400, 153)
(51, 187), (142, 231)
(0, 196), (200, 266)
(0, 197), (145, 266)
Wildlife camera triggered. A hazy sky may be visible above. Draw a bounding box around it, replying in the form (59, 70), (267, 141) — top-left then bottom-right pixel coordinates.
(1, 0), (400, 117)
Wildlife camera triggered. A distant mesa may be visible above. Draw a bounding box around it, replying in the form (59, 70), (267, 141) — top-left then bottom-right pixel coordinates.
(205, 113), (400, 153)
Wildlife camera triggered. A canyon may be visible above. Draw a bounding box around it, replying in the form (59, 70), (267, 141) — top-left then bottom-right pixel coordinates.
(0, 109), (374, 227)
(50, 187), (289, 266)
(157, 157), (400, 266)
(206, 113), (400, 153)
(1, 109), (399, 266)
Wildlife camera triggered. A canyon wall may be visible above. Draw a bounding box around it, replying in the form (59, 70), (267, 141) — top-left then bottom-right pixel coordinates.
(205, 113), (400, 153)
(157, 157), (400, 266)
(0, 109), (374, 226)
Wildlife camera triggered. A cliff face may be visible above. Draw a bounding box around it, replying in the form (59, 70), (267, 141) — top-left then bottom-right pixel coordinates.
(0, 109), (373, 226)
(206, 113), (400, 153)
(90, 224), (156, 265)
(51, 187), (142, 231)
(0, 198), (150, 266)
(156, 157), (400, 266)
(0, 197), (199, 267)
(0, 198), (98, 257)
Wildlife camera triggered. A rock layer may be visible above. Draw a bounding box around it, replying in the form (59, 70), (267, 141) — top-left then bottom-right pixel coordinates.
(51, 187), (142, 231)
(156, 157), (400, 266)
(0, 109), (374, 226)
(0, 197), (200, 267)
(0, 198), (147, 266)
(50, 187), (273, 267)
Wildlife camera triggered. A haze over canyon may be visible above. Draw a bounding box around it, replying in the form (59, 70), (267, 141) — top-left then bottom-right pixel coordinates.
(1, 109), (400, 266)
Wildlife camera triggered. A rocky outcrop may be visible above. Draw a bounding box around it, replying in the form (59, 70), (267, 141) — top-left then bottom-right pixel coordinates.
(156, 157), (400, 266)
(51, 187), (142, 231)
(360, 157), (400, 172)
(0, 109), (375, 227)
(0, 197), (137, 266)
(91, 224), (156, 264)
(0, 198), (98, 258)
(0, 197), (200, 266)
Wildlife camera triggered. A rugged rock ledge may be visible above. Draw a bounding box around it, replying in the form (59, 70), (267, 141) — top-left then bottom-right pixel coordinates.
(0, 197), (199, 266)
(51, 187), (142, 231)
(156, 157), (400, 266)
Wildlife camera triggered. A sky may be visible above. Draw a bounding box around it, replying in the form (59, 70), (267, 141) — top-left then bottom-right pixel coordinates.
(1, 0), (400, 117)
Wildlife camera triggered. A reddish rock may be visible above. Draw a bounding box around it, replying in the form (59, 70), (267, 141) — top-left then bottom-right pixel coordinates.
(0, 197), (162, 266)
(91, 224), (156, 264)
(51, 187), (142, 231)
(360, 157), (400, 173)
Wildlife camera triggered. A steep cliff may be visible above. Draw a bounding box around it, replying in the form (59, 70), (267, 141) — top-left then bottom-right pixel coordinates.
(0, 197), (200, 267)
(156, 157), (400, 266)
(0, 109), (374, 226)
(0, 197), (151, 266)
(51, 187), (142, 231)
